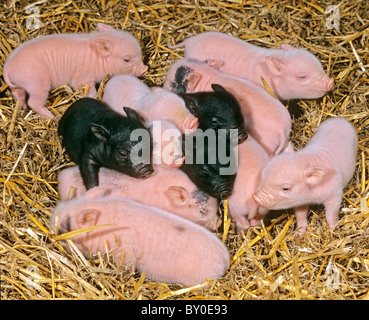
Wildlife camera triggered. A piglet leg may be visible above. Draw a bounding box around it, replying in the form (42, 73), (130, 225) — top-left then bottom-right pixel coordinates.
(71, 81), (97, 98)
(294, 205), (309, 236)
(26, 83), (54, 118)
(12, 88), (28, 109)
(233, 215), (251, 232)
(324, 195), (342, 229)
(83, 82), (97, 98)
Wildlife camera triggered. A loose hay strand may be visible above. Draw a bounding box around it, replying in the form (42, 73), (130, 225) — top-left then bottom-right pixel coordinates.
(1, 0), (369, 301)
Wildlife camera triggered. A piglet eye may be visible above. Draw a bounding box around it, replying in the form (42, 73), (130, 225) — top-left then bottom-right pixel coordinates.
(201, 165), (211, 174)
(281, 185), (292, 192)
(297, 74), (308, 82)
(200, 209), (207, 215)
(123, 58), (130, 63)
(117, 148), (130, 159)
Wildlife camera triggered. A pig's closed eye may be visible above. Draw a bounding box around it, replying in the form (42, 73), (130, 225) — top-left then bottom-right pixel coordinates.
(200, 165), (211, 175)
(116, 149), (130, 160)
(296, 74), (309, 82)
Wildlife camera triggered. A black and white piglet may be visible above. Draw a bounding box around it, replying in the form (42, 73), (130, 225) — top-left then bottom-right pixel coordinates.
(58, 97), (154, 190)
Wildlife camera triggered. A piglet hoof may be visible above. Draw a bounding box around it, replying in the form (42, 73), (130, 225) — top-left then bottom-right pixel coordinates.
(250, 218), (262, 227)
(295, 226), (308, 238)
(31, 107), (55, 120)
(234, 216), (251, 233)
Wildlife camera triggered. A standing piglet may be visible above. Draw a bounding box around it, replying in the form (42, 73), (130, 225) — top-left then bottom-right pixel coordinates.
(58, 98), (154, 190)
(228, 136), (270, 231)
(3, 23), (147, 118)
(164, 59), (291, 156)
(50, 193), (229, 287)
(170, 32), (334, 101)
(102, 74), (198, 133)
(57, 165), (221, 231)
(253, 117), (358, 235)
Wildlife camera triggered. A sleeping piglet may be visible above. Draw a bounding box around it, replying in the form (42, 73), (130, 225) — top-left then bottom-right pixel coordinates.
(102, 74), (198, 133)
(228, 136), (270, 231)
(180, 129), (238, 200)
(178, 84), (248, 144)
(3, 23), (147, 118)
(164, 59), (291, 156)
(50, 191), (229, 286)
(57, 164), (221, 230)
(58, 98), (154, 191)
(149, 120), (184, 168)
(253, 117), (358, 235)
(170, 31), (334, 101)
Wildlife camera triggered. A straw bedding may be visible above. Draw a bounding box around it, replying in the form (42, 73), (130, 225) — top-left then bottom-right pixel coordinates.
(0, 0), (368, 300)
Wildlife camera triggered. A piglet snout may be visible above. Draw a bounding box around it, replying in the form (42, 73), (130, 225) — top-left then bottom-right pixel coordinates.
(252, 190), (268, 207)
(183, 117), (199, 133)
(324, 77), (334, 92)
(199, 217), (222, 231)
(217, 186), (232, 200)
(135, 163), (154, 178)
(136, 64), (148, 76)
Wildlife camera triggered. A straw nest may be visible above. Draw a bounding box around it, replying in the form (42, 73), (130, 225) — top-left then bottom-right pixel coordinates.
(1, 0), (368, 300)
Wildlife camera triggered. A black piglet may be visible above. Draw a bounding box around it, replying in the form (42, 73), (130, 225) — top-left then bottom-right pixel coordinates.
(178, 84), (248, 144)
(58, 97), (154, 190)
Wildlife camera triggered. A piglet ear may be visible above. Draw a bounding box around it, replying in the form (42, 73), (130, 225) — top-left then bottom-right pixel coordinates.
(166, 186), (190, 207)
(204, 58), (224, 69)
(265, 56), (283, 75)
(280, 43), (295, 51)
(186, 72), (202, 92)
(123, 107), (145, 123)
(94, 39), (112, 57)
(90, 123), (110, 141)
(97, 23), (115, 32)
(77, 209), (100, 228)
(211, 83), (226, 92)
(304, 166), (334, 187)
(181, 95), (199, 116)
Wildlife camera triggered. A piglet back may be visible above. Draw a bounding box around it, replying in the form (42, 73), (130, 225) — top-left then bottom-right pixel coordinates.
(305, 117), (358, 183)
(52, 196), (229, 287)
